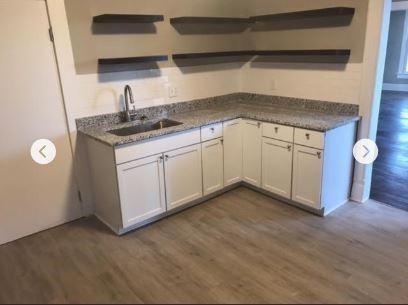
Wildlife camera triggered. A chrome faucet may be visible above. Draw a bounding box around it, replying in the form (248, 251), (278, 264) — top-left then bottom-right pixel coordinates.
(124, 85), (136, 122)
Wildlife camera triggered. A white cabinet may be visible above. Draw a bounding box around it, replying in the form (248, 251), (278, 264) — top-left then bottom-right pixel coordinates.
(292, 145), (323, 209)
(223, 119), (243, 186)
(117, 154), (166, 228)
(262, 138), (293, 199)
(242, 120), (262, 187)
(202, 139), (224, 195)
(164, 144), (203, 210)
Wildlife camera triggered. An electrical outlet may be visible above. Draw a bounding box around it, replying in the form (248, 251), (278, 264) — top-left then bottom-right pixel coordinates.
(168, 86), (178, 98)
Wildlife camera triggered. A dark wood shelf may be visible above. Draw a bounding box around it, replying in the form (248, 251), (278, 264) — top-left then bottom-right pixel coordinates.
(172, 51), (255, 60)
(93, 14), (164, 23)
(170, 17), (250, 24)
(98, 55), (168, 65)
(254, 49), (351, 57)
(250, 7), (355, 23)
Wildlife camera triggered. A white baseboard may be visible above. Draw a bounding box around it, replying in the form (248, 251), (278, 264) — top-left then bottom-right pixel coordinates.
(383, 83), (408, 92)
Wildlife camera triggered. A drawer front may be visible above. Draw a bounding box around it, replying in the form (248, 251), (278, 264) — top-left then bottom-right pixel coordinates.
(115, 128), (201, 164)
(263, 123), (294, 143)
(201, 123), (223, 142)
(294, 128), (325, 149)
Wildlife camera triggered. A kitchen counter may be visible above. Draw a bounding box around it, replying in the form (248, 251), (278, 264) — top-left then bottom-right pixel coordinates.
(77, 93), (360, 147)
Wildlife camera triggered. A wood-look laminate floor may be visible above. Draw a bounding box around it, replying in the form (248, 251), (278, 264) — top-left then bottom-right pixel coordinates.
(1, 187), (408, 304)
(371, 90), (408, 211)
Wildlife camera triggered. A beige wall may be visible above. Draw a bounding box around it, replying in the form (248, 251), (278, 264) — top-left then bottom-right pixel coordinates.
(65, 0), (252, 74)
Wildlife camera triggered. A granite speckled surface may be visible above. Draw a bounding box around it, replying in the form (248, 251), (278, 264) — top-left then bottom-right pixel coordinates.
(77, 93), (360, 147)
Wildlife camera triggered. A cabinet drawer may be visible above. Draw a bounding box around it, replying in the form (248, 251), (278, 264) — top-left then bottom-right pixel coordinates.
(263, 123), (294, 143)
(201, 123), (222, 142)
(294, 128), (325, 149)
(115, 128), (201, 164)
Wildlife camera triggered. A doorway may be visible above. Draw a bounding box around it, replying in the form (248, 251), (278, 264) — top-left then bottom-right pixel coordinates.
(371, 4), (408, 211)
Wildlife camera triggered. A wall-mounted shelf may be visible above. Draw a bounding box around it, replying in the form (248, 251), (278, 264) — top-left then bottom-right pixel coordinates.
(98, 55), (168, 65)
(172, 49), (350, 60)
(254, 49), (351, 57)
(170, 17), (250, 24)
(172, 51), (255, 60)
(250, 7), (355, 23)
(93, 14), (164, 23)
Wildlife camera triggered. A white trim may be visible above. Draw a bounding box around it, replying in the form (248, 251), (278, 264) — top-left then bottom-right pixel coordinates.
(383, 82), (408, 91)
(392, 1), (408, 11)
(397, 10), (408, 77)
(351, 0), (391, 203)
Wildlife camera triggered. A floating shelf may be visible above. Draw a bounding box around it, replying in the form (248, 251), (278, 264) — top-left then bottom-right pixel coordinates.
(250, 7), (355, 23)
(254, 49), (351, 57)
(93, 14), (164, 23)
(172, 51), (255, 60)
(170, 17), (250, 24)
(172, 49), (350, 60)
(98, 55), (168, 65)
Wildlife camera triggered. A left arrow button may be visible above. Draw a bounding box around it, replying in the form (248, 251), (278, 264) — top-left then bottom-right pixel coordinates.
(31, 139), (56, 165)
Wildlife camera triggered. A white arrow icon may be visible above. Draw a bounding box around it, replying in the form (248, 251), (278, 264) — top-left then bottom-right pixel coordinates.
(353, 139), (378, 165)
(31, 139), (56, 165)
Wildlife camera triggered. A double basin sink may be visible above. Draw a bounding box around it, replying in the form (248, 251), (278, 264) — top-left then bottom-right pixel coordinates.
(108, 119), (183, 137)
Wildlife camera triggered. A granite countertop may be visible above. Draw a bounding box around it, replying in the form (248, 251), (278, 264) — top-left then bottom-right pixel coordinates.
(77, 94), (360, 147)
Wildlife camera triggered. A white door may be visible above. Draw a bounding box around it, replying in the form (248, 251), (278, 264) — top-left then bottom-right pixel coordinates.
(262, 138), (293, 199)
(292, 145), (323, 209)
(0, 0), (81, 245)
(223, 119), (243, 186)
(117, 154), (166, 228)
(242, 120), (262, 187)
(202, 138), (224, 195)
(165, 144), (203, 210)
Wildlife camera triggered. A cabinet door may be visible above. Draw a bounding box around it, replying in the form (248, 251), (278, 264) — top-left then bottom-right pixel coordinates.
(223, 119), (243, 186)
(117, 154), (166, 228)
(165, 144), (203, 210)
(242, 120), (262, 187)
(262, 138), (293, 199)
(202, 138), (224, 195)
(292, 145), (323, 209)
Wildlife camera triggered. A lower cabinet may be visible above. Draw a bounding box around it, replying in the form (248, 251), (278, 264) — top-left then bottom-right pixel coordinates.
(202, 138), (224, 195)
(262, 138), (293, 199)
(223, 119), (243, 186)
(242, 120), (262, 187)
(117, 154), (166, 228)
(164, 144), (203, 210)
(292, 145), (323, 209)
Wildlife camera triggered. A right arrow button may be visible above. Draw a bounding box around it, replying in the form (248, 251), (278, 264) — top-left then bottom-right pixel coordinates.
(353, 139), (379, 165)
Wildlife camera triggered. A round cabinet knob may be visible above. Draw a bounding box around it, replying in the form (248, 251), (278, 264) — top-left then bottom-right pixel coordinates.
(287, 145), (292, 152)
(305, 133), (310, 140)
(317, 152), (322, 159)
(274, 127), (279, 133)
(210, 127), (215, 133)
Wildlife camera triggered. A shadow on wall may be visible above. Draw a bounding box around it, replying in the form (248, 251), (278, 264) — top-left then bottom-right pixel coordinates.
(97, 66), (163, 82)
(250, 61), (348, 71)
(173, 58), (249, 73)
(172, 23), (249, 35)
(92, 23), (158, 34)
(251, 55), (350, 67)
(251, 15), (354, 31)
(97, 62), (161, 74)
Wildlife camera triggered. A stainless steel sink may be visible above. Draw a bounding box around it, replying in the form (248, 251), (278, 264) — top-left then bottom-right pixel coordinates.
(108, 119), (183, 137)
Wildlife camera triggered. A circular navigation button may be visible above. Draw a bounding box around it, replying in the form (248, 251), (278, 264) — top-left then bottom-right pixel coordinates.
(31, 139), (56, 165)
(353, 139), (378, 165)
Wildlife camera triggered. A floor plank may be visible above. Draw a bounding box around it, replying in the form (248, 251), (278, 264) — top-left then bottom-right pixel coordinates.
(1, 187), (408, 304)
(371, 91), (408, 211)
